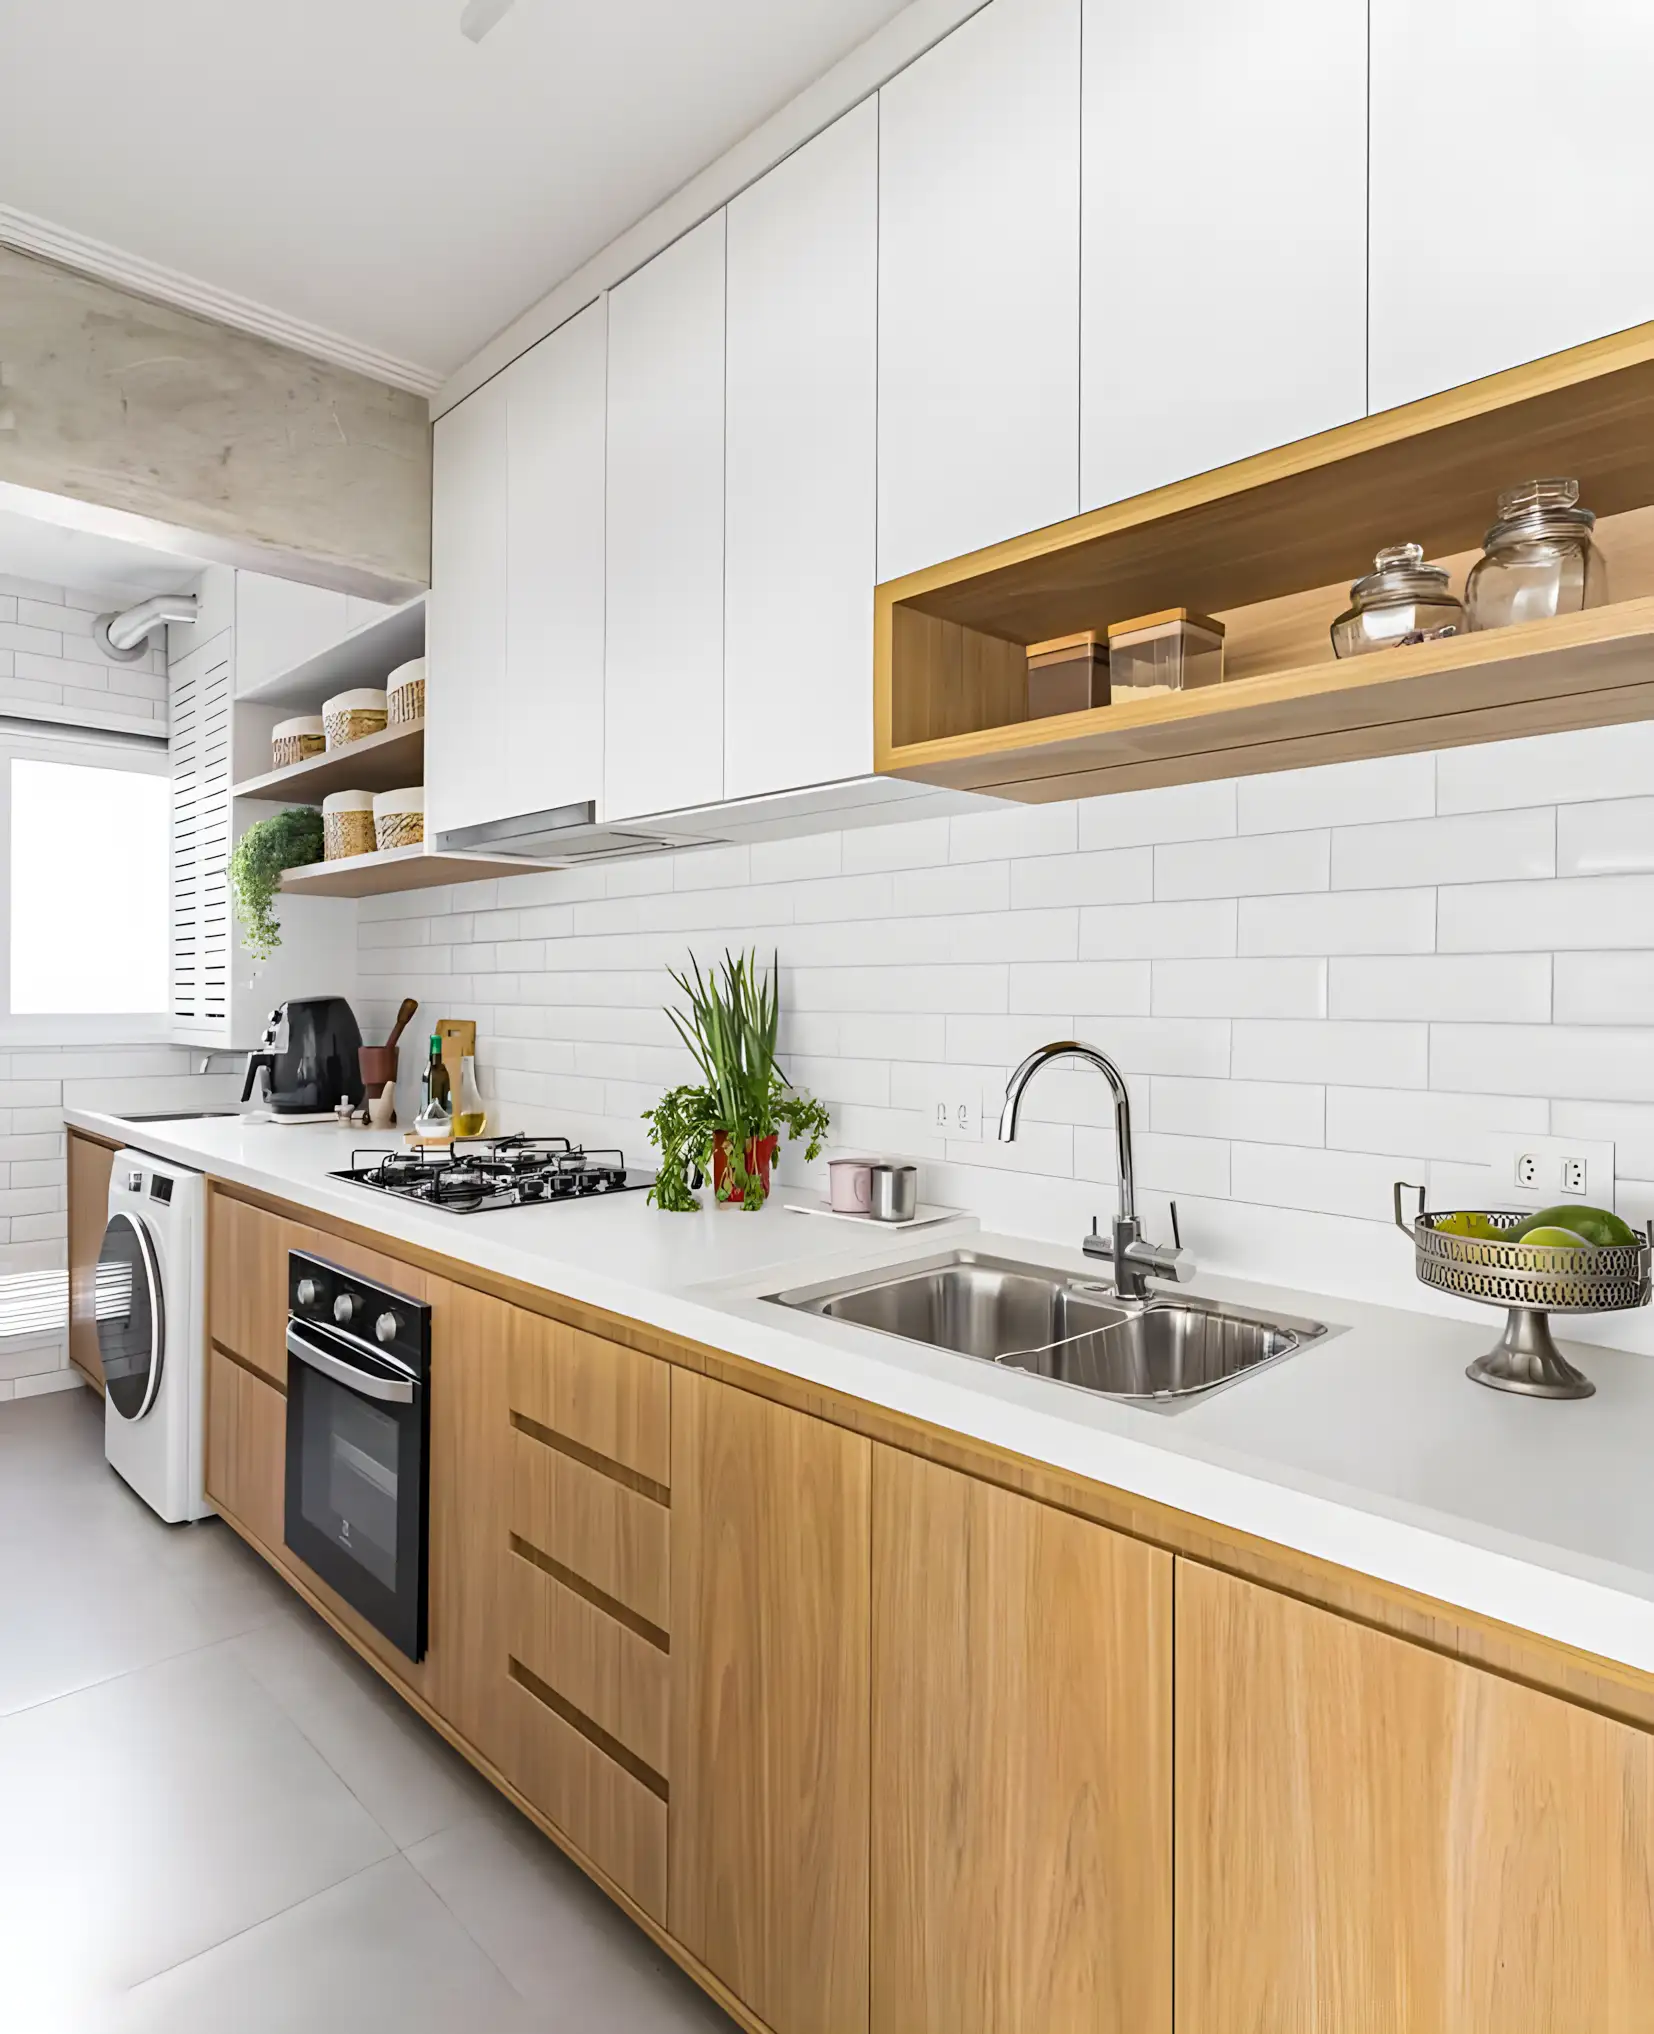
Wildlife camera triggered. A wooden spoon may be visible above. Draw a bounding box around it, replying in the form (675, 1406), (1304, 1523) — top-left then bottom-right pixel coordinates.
(384, 996), (420, 1052)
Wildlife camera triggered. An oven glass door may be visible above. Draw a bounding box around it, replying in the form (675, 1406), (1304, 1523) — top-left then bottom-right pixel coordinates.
(284, 1321), (427, 1659)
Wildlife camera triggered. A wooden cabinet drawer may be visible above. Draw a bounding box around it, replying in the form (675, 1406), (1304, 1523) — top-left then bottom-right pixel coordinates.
(509, 1423), (669, 1634)
(506, 1543), (670, 1779)
(502, 1666), (668, 1921)
(205, 1347), (286, 1551)
(505, 1310), (670, 1489)
(208, 1193), (305, 1387)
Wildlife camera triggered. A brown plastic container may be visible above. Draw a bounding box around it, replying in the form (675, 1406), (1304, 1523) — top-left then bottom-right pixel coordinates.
(1107, 608), (1225, 695)
(1026, 630), (1110, 718)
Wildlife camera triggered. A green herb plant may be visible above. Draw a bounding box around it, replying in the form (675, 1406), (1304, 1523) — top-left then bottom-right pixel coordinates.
(644, 948), (830, 1211)
(227, 807), (325, 959)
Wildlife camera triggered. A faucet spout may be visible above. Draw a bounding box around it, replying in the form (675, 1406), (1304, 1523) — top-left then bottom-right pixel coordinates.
(999, 1039), (1135, 1224)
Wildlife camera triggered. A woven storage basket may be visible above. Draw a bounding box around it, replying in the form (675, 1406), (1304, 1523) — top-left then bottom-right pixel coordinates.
(373, 786), (425, 852)
(323, 790), (376, 860)
(386, 657), (426, 727)
(322, 688), (388, 749)
(272, 715), (325, 768)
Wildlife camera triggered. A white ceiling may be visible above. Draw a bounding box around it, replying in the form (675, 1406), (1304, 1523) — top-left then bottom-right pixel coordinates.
(0, 507), (210, 602)
(0, 0), (915, 386)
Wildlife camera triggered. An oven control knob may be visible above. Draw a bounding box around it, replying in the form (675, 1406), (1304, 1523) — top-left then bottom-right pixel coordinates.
(374, 1310), (400, 1346)
(333, 1293), (359, 1326)
(296, 1278), (318, 1309)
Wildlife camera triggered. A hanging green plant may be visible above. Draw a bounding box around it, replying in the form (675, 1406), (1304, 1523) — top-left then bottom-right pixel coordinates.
(228, 807), (324, 958)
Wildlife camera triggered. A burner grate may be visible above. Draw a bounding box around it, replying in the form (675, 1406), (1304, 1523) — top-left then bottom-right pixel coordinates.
(331, 1136), (652, 1212)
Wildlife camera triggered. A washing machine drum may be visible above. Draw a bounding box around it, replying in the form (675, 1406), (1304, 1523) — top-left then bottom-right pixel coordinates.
(97, 1210), (165, 1422)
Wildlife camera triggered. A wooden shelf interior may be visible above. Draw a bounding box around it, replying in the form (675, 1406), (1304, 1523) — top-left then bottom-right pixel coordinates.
(278, 845), (537, 898)
(875, 324), (1654, 796)
(232, 720), (425, 802)
(237, 595), (425, 710)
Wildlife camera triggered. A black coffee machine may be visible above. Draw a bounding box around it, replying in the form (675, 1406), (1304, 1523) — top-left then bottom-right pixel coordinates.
(241, 998), (365, 1115)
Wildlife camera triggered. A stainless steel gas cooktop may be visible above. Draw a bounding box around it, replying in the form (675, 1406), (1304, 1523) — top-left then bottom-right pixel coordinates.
(330, 1134), (654, 1214)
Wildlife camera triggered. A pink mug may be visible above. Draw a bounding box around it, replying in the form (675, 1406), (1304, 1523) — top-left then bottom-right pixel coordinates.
(828, 1159), (874, 1213)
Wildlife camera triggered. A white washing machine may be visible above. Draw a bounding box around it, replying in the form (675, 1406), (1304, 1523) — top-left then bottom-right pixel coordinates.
(100, 1150), (212, 1523)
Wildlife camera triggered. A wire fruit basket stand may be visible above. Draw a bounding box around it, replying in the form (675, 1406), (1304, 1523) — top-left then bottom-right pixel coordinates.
(1393, 1183), (1652, 1401)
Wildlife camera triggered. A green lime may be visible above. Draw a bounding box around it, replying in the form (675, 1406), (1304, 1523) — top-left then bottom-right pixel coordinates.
(1435, 1211), (1504, 1239)
(1519, 1225), (1590, 1249)
(1516, 1204), (1637, 1248)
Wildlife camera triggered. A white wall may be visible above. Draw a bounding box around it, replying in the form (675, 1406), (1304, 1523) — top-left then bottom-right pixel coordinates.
(357, 718), (1654, 1358)
(0, 572), (168, 732)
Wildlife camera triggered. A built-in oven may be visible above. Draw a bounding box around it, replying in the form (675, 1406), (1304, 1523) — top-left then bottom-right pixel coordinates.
(283, 1250), (430, 1660)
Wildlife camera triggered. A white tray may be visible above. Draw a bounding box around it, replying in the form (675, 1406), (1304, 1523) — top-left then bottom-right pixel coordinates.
(782, 1194), (962, 1231)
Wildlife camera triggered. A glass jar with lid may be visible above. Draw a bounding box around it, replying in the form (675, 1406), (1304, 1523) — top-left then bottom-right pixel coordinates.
(1464, 478), (1607, 632)
(1330, 544), (1464, 658)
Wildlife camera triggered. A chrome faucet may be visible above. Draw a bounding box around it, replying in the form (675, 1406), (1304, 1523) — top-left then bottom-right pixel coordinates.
(998, 1039), (1195, 1301)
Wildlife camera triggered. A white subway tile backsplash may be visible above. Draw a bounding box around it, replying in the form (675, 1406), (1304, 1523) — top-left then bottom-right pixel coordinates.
(1151, 958), (1327, 1019)
(674, 845), (752, 890)
(1077, 778), (1236, 849)
(793, 873), (895, 923)
(1329, 954), (1552, 1023)
(1148, 1076), (1324, 1147)
(1552, 1099), (1654, 1182)
(1430, 1023), (1654, 1102)
(949, 802), (1077, 864)
(1239, 887), (1436, 956)
(893, 861), (1011, 916)
(1080, 899), (1237, 959)
(1230, 1143), (1418, 1222)
(1436, 719), (1654, 813)
(840, 815), (952, 872)
(1333, 807), (1554, 891)
(751, 833), (842, 883)
(1009, 847), (1152, 909)
(1156, 830), (1329, 900)
(1076, 1126), (1230, 1198)
(1008, 961), (1151, 1015)
(1556, 796), (1654, 877)
(1438, 873), (1654, 952)
(1551, 951), (1654, 1026)
(1232, 1019), (1429, 1088)
(1238, 753), (1434, 835)
(1325, 1086), (1548, 1162)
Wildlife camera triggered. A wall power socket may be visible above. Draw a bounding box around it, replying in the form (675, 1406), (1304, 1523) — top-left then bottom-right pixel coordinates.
(1487, 1133), (1615, 1210)
(924, 1084), (983, 1143)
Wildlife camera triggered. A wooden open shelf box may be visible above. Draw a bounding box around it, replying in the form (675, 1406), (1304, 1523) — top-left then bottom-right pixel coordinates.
(874, 323), (1654, 802)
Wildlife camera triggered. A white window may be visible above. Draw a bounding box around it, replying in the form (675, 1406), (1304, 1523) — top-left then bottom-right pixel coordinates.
(0, 730), (170, 1043)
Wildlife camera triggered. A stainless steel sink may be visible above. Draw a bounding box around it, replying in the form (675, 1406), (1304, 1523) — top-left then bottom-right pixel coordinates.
(767, 1249), (1327, 1403)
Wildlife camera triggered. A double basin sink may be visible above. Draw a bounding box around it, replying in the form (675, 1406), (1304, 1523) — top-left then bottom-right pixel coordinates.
(768, 1249), (1327, 1406)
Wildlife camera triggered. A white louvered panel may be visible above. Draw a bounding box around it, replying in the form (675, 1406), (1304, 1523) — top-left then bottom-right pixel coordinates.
(170, 642), (233, 1043)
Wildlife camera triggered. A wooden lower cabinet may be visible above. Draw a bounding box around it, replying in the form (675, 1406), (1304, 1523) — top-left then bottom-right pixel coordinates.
(204, 1346), (286, 1550)
(1176, 1561), (1654, 2032)
(871, 1447), (1174, 2034)
(669, 1369), (872, 2034)
(67, 1130), (115, 1391)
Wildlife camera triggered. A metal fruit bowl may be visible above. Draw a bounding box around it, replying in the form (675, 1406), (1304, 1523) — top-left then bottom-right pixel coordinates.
(1394, 1182), (1652, 1400)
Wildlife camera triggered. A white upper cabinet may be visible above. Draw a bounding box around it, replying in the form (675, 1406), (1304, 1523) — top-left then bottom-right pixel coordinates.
(725, 101), (878, 802)
(504, 299), (608, 819)
(426, 372), (508, 840)
(1370, 0), (1654, 412)
(877, 0), (1082, 583)
(604, 213), (727, 822)
(1080, 0), (1367, 508)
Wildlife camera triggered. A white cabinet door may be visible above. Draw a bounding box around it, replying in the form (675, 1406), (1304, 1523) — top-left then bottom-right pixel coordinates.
(877, 0), (1082, 583)
(604, 213), (726, 822)
(506, 299), (608, 817)
(1371, 0), (1654, 412)
(1081, 0), (1366, 507)
(725, 101), (877, 801)
(426, 374), (508, 840)
(233, 574), (348, 695)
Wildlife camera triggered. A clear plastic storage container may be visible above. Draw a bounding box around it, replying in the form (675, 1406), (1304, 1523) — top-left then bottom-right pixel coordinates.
(1106, 609), (1225, 696)
(1026, 630), (1110, 718)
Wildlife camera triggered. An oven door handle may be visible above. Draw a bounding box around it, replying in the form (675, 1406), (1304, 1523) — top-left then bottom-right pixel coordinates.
(285, 1320), (416, 1405)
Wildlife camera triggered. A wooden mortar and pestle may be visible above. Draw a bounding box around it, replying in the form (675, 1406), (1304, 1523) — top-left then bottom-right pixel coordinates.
(360, 997), (418, 1125)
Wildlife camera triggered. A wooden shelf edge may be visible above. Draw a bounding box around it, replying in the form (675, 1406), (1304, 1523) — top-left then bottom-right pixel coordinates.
(278, 845), (537, 897)
(233, 719), (426, 802)
(878, 597), (1654, 796)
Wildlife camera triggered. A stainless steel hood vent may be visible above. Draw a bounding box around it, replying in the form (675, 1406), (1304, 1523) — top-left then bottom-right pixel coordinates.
(435, 801), (723, 864)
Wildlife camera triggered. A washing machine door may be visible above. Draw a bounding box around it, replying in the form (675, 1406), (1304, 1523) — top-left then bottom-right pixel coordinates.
(97, 1210), (165, 1422)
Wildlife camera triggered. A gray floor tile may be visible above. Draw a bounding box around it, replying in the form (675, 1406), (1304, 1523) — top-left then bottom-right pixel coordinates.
(111, 1855), (542, 2034)
(408, 1813), (740, 2031)
(227, 1608), (505, 1849)
(0, 1639), (395, 2014)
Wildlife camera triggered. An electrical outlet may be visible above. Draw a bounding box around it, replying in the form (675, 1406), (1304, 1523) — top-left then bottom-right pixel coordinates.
(924, 1084), (982, 1143)
(1486, 1133), (1614, 1210)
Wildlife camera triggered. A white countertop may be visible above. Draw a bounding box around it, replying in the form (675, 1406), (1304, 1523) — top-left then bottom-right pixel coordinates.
(71, 1107), (1654, 1681)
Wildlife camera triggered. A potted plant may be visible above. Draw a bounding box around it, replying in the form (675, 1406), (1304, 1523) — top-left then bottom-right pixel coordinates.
(227, 807), (324, 958)
(643, 949), (830, 1211)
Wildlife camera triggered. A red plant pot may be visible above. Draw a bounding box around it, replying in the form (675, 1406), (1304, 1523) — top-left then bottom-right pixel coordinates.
(712, 1131), (780, 1207)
